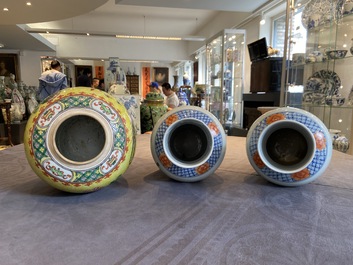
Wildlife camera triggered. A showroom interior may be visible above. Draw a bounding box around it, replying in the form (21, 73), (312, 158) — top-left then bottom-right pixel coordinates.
(0, 0), (290, 145)
(1, 0), (353, 264)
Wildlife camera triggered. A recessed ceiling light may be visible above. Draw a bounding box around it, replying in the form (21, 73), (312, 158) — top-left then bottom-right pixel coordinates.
(86, 33), (90, 36)
(3, 7), (9, 11)
(26, 2), (32, 6)
(0, 43), (4, 48)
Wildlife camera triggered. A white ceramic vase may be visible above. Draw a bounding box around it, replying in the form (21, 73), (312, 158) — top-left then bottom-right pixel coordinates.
(150, 106), (226, 182)
(246, 107), (332, 186)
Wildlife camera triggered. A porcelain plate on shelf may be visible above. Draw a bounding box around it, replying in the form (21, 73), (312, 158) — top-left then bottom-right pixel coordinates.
(301, 0), (344, 29)
(303, 70), (341, 103)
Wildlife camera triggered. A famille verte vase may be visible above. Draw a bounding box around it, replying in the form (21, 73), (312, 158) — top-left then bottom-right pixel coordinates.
(150, 106), (227, 182)
(246, 107), (332, 186)
(140, 92), (168, 134)
(24, 87), (136, 193)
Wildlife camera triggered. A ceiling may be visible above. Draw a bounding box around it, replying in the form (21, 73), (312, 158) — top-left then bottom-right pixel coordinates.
(0, 0), (272, 53)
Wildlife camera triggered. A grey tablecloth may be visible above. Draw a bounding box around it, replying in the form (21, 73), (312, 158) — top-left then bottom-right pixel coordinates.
(1, 134), (353, 265)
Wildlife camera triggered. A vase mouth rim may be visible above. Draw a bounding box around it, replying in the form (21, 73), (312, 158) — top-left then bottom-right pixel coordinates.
(257, 120), (316, 174)
(163, 118), (214, 169)
(46, 108), (113, 170)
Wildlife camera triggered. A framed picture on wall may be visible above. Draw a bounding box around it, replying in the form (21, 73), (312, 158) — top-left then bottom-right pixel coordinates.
(153, 67), (168, 85)
(95, 66), (104, 79)
(0, 53), (20, 80)
(41, 58), (54, 72)
(75, 65), (92, 86)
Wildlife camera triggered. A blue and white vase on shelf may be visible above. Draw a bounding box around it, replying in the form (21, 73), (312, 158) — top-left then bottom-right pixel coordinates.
(150, 106), (226, 182)
(246, 107), (332, 186)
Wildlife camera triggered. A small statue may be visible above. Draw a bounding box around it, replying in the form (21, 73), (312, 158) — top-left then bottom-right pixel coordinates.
(267, 46), (279, 56)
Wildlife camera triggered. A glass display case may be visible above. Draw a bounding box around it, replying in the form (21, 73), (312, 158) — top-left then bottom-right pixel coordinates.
(285, 0), (353, 154)
(205, 29), (246, 129)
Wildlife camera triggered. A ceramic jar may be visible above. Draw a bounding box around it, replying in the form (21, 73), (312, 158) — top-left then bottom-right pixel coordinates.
(246, 107), (332, 186)
(173, 75), (179, 90)
(24, 87), (136, 193)
(344, 1), (353, 15)
(11, 103), (23, 122)
(333, 135), (350, 153)
(177, 88), (189, 106)
(150, 106), (227, 182)
(140, 92), (168, 134)
(329, 129), (341, 143)
(0, 76), (11, 101)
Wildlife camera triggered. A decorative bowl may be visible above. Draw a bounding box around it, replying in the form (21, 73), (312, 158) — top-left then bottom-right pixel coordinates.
(325, 50), (348, 59)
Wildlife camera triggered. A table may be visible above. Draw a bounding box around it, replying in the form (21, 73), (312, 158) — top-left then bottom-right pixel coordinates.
(1, 135), (353, 264)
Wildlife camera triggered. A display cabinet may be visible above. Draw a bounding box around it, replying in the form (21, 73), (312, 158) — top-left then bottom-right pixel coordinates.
(126, 75), (139, 94)
(205, 29), (246, 129)
(285, 0), (353, 154)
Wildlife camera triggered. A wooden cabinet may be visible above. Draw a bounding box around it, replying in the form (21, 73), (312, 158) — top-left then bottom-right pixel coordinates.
(250, 57), (283, 93)
(126, 75), (139, 95)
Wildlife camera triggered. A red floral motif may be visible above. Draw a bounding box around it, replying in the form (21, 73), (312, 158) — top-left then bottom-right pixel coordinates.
(266, 113), (286, 125)
(253, 151), (265, 169)
(291, 168), (310, 181)
(165, 114), (178, 126)
(314, 131), (326, 150)
(208, 122), (220, 136)
(159, 153), (172, 168)
(196, 163), (210, 175)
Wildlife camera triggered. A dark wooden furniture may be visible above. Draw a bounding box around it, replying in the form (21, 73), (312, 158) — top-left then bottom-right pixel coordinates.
(126, 75), (139, 94)
(243, 92), (281, 130)
(0, 101), (13, 146)
(250, 57), (283, 93)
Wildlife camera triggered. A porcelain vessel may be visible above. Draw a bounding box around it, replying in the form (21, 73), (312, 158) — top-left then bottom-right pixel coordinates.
(333, 135), (350, 153)
(246, 107), (332, 186)
(140, 92), (168, 134)
(24, 87), (135, 193)
(172, 75), (179, 90)
(150, 106), (226, 182)
(113, 94), (141, 135)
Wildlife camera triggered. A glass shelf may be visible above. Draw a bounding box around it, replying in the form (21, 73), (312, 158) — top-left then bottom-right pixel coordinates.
(285, 1), (353, 154)
(205, 29), (246, 129)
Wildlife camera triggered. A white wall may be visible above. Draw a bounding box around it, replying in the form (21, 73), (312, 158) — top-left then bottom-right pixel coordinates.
(2, 10), (269, 91)
(187, 11), (251, 56)
(241, 16), (261, 93)
(54, 35), (191, 62)
(11, 50), (56, 86)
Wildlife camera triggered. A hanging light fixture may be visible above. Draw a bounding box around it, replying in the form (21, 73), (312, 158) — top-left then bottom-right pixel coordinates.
(260, 12), (266, 25)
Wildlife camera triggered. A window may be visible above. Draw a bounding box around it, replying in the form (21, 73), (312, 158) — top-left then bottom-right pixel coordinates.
(272, 6), (307, 59)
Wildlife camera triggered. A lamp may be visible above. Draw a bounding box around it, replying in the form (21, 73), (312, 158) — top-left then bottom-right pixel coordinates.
(260, 12), (266, 25)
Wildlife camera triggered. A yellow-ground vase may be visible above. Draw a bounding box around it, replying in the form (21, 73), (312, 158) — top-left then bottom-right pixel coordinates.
(24, 87), (136, 193)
